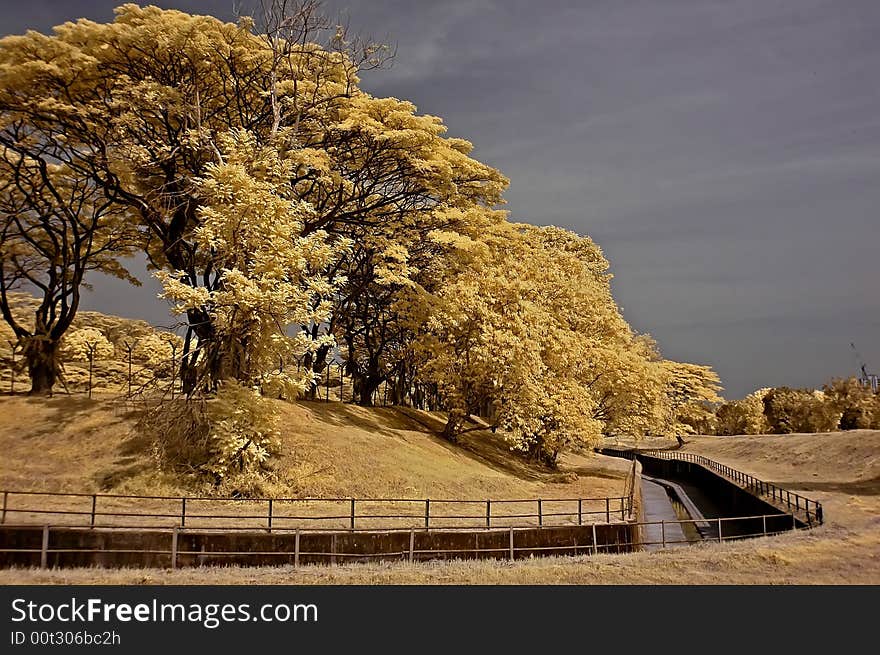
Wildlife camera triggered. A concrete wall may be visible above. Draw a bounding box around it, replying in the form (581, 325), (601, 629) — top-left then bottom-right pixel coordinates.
(0, 521), (641, 569)
(634, 454), (804, 536)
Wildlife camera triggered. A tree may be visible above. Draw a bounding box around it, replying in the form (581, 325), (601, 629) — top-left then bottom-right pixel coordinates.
(715, 388), (771, 435)
(660, 360), (723, 435)
(0, 146), (137, 394)
(0, 3), (504, 395)
(60, 328), (114, 363)
(763, 387), (839, 434)
(155, 129), (344, 397)
(823, 377), (880, 430)
(153, 129), (345, 475)
(412, 222), (671, 465)
(133, 332), (185, 378)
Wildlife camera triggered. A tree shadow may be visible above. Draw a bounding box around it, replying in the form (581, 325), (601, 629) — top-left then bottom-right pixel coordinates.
(92, 425), (157, 490)
(300, 400), (437, 438)
(769, 476), (880, 496)
(300, 401), (570, 483)
(26, 394), (99, 417)
(397, 407), (582, 484)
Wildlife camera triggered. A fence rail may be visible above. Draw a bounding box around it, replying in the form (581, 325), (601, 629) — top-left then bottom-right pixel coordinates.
(605, 447), (824, 526)
(0, 512), (806, 570)
(0, 489), (636, 533)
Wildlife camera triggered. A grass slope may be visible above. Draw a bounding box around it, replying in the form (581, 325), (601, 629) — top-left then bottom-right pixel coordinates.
(0, 396), (628, 501)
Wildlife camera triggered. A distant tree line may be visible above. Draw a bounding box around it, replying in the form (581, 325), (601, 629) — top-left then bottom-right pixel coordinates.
(696, 377), (880, 436)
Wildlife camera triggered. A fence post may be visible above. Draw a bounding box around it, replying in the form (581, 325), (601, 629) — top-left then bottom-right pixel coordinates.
(8, 343), (15, 394)
(425, 499), (430, 530)
(350, 498), (355, 530)
(661, 520), (666, 548)
(170, 341), (178, 399)
(40, 525), (49, 569)
(817, 505), (823, 524)
(509, 527), (514, 561)
(90, 494), (97, 529)
(592, 523), (598, 555)
(578, 499), (583, 526)
(2, 491), (7, 523)
(123, 341), (134, 398)
(762, 515), (767, 536)
(86, 343), (95, 399)
(486, 500), (491, 529)
(409, 528), (415, 563)
(717, 518), (723, 543)
(620, 497), (625, 520)
(180, 497), (186, 528)
(605, 497), (610, 523)
(268, 499), (273, 533)
(294, 529), (300, 568)
(537, 499), (543, 527)
(171, 526), (178, 569)
(331, 533), (337, 565)
(791, 513), (796, 530)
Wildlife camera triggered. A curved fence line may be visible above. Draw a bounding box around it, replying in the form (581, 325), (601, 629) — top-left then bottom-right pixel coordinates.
(601, 447), (824, 526)
(0, 513), (807, 570)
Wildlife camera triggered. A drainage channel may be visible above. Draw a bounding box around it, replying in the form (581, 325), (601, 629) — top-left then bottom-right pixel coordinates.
(640, 476), (706, 549)
(629, 459), (799, 550)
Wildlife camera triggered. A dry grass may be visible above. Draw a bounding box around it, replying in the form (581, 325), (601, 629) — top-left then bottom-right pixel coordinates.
(2, 521), (876, 585)
(3, 398), (877, 584)
(0, 396), (629, 532)
(0, 396), (627, 500)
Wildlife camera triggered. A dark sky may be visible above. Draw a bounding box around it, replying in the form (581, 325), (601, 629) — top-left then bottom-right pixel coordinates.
(3, 0), (879, 398)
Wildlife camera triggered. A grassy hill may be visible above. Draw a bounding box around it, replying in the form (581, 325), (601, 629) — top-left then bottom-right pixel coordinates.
(0, 298), (629, 507)
(0, 395), (630, 502)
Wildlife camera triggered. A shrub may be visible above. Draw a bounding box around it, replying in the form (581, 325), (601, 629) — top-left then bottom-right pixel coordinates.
(205, 380), (282, 479)
(762, 387), (839, 434)
(715, 388), (771, 435)
(823, 377), (880, 430)
(60, 328), (114, 362)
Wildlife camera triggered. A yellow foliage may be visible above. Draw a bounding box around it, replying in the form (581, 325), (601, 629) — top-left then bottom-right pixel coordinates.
(60, 328), (114, 362)
(412, 222), (676, 464)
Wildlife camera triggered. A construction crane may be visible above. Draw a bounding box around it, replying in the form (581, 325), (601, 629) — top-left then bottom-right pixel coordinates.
(850, 343), (879, 392)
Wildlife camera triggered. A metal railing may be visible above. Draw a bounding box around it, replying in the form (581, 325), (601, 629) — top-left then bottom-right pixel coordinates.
(0, 512), (804, 570)
(605, 448), (823, 526)
(0, 489), (636, 533)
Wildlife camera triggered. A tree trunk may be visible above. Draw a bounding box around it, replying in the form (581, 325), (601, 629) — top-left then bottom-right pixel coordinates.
(442, 411), (464, 443)
(304, 343), (331, 401)
(527, 440), (558, 469)
(391, 369), (409, 406)
(355, 375), (382, 406)
(22, 336), (60, 395)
